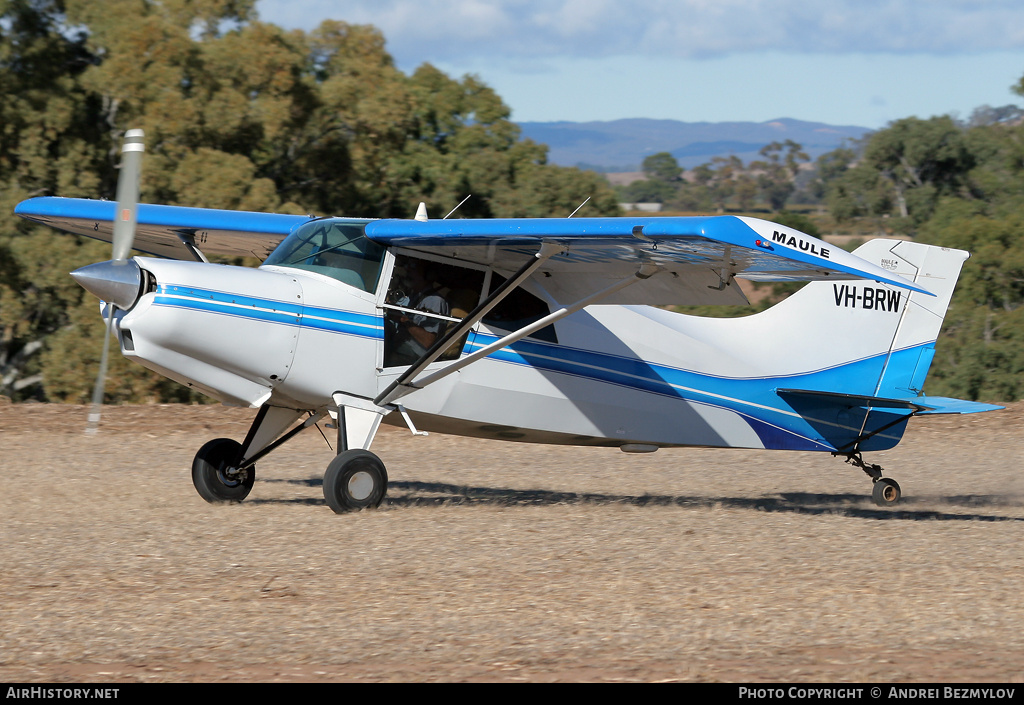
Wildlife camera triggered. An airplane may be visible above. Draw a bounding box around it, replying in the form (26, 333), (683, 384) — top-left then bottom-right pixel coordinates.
(14, 130), (1002, 512)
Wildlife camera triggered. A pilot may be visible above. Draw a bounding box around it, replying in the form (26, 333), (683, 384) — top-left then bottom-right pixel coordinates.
(390, 259), (451, 365)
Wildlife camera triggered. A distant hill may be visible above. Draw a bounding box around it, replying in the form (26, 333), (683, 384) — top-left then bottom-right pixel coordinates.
(516, 117), (871, 171)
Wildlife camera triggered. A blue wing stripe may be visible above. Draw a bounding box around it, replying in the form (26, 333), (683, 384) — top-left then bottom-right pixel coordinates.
(16, 197), (308, 234)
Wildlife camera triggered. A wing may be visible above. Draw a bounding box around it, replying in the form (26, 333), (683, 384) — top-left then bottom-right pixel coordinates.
(364, 214), (932, 306)
(15, 197), (311, 261)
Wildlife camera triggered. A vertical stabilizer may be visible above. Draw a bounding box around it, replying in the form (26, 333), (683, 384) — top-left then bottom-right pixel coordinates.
(831, 239), (968, 397)
(721, 238), (969, 398)
(749, 238), (969, 451)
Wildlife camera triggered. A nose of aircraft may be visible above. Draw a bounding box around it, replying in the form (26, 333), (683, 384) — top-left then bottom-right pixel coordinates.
(70, 259), (143, 310)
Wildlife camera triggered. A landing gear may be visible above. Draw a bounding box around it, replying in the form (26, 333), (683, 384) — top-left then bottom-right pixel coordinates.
(192, 438), (254, 503)
(323, 448), (389, 513)
(871, 477), (902, 506)
(189, 401), (390, 512)
(836, 450), (902, 507)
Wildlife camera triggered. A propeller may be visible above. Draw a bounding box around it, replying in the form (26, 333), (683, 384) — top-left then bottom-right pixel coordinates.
(84, 129), (144, 434)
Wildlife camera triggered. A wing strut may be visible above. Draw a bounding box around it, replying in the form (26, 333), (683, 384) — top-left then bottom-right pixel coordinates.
(174, 231), (210, 262)
(377, 260), (660, 406)
(374, 241), (566, 407)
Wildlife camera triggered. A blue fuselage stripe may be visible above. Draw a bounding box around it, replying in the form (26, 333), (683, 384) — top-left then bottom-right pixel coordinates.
(150, 285), (922, 450)
(154, 285), (382, 338)
(463, 332), (918, 450)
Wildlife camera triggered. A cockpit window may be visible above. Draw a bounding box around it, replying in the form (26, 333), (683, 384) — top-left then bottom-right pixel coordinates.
(262, 219), (384, 293)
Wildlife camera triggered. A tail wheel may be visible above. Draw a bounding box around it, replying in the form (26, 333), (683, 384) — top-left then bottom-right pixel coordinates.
(871, 477), (901, 507)
(323, 449), (388, 514)
(192, 438), (254, 503)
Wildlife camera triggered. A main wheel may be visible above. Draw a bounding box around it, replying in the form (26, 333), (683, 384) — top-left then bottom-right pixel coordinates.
(192, 438), (254, 503)
(871, 477), (901, 507)
(323, 449), (388, 513)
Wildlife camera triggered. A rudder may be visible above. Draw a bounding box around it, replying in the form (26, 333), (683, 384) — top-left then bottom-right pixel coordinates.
(848, 239), (968, 398)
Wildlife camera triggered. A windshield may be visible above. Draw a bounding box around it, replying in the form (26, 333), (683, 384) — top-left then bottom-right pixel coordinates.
(262, 219), (385, 293)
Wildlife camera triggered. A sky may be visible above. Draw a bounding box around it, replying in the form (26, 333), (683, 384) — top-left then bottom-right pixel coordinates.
(255, 0), (1024, 129)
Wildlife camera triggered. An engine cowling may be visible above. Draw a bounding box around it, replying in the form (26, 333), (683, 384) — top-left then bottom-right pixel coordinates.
(117, 258), (305, 407)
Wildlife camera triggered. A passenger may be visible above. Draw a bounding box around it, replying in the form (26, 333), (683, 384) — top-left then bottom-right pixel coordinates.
(389, 260), (451, 365)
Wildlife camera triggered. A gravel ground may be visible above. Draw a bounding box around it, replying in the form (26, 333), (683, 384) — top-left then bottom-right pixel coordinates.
(1, 401), (1022, 683)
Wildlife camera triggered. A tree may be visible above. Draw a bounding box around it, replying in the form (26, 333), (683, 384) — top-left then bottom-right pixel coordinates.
(861, 116), (976, 223)
(921, 206), (1024, 401)
(0, 2), (621, 401)
(809, 144), (857, 202)
(641, 152), (682, 183)
(825, 161), (893, 223)
(706, 155), (743, 212)
(966, 104), (1024, 128)
(0, 0), (115, 399)
(616, 177), (676, 205)
(612, 153), (682, 206)
(750, 140), (808, 212)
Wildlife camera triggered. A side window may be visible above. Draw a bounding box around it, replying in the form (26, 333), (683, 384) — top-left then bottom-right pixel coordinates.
(482, 274), (558, 343)
(382, 255), (485, 367)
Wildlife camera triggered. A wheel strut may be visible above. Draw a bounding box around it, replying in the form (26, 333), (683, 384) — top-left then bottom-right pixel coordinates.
(834, 450), (902, 506)
(836, 449), (884, 482)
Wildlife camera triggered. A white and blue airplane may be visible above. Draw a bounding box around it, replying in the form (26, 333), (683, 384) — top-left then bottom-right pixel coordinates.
(15, 131), (1001, 512)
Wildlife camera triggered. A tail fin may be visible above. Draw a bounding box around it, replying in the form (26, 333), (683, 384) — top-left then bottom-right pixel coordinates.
(757, 238), (968, 399)
(635, 238), (995, 452)
(753, 239), (1000, 450)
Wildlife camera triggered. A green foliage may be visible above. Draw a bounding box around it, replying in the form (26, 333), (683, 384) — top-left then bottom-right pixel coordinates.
(641, 152), (681, 183)
(825, 116), (977, 226)
(616, 152), (682, 205)
(616, 177), (677, 204)
(810, 87), (1024, 402)
(750, 140), (808, 211)
(623, 147), (811, 213)
(917, 205), (1024, 401)
(0, 1), (620, 402)
(4, 3), (1024, 405)
(770, 210), (820, 238)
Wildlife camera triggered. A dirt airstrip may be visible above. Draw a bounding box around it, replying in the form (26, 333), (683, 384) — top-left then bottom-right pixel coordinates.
(1, 401), (1022, 683)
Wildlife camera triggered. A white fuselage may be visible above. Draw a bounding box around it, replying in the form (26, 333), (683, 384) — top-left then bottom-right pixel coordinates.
(118, 235), (965, 454)
(116, 255), (765, 450)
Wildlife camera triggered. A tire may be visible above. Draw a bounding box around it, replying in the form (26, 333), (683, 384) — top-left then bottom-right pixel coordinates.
(192, 438), (254, 503)
(323, 449), (388, 514)
(871, 477), (901, 507)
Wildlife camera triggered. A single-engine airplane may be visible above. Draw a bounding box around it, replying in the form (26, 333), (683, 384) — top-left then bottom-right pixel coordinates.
(15, 131), (1002, 512)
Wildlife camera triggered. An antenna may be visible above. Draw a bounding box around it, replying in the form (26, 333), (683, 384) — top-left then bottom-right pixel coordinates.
(568, 196), (591, 218)
(443, 194), (471, 219)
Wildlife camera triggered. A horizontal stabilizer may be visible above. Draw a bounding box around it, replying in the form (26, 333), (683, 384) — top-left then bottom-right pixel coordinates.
(777, 388), (932, 411)
(778, 388), (1003, 415)
(907, 396), (1005, 415)
(775, 388), (1003, 452)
